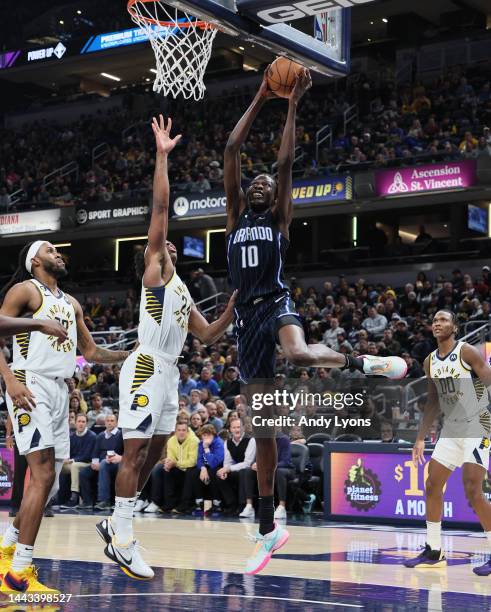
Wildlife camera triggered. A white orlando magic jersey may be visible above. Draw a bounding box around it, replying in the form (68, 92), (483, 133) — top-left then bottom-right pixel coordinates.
(11, 279), (77, 379)
(429, 341), (490, 424)
(138, 271), (192, 359)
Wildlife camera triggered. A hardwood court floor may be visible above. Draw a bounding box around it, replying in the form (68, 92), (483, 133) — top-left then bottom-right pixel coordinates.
(0, 511), (490, 611)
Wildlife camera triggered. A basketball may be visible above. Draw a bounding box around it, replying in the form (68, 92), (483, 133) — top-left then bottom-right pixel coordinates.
(267, 57), (304, 98)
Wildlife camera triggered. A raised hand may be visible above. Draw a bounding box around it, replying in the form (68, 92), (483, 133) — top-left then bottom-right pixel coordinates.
(37, 319), (68, 344)
(152, 114), (182, 155)
(289, 67), (312, 103)
(258, 65), (277, 101)
(6, 378), (36, 411)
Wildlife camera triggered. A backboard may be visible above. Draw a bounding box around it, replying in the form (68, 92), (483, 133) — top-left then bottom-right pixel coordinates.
(165, 0), (351, 77)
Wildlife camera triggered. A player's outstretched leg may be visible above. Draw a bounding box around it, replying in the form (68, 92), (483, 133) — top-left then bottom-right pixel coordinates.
(404, 459), (450, 569)
(278, 325), (407, 379)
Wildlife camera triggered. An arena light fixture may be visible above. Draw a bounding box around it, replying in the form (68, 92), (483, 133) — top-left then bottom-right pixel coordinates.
(205, 229), (226, 264)
(53, 243), (72, 248)
(115, 236), (147, 271)
(382, 17), (388, 23)
(59, 20), (64, 25)
(150, 68), (157, 74)
(352, 216), (357, 247)
(101, 72), (121, 82)
(77, 10), (82, 15)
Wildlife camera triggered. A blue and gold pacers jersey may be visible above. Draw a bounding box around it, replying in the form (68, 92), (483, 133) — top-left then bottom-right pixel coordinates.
(226, 209), (288, 306)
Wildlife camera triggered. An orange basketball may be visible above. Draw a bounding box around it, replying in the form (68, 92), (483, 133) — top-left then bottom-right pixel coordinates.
(267, 57), (304, 98)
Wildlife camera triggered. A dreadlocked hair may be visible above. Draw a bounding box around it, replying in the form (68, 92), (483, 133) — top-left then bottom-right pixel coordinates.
(0, 242), (34, 305)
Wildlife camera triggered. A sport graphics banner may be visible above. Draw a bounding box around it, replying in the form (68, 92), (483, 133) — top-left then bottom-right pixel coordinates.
(171, 176), (352, 219)
(75, 197), (149, 227)
(328, 449), (490, 524)
(375, 160), (477, 197)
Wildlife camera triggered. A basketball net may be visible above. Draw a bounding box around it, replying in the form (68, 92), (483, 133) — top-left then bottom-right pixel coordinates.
(127, 1), (218, 100)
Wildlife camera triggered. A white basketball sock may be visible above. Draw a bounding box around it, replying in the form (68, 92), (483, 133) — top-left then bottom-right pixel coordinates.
(2, 524), (19, 547)
(426, 521), (442, 551)
(485, 531), (491, 550)
(112, 496), (137, 544)
(11, 543), (33, 573)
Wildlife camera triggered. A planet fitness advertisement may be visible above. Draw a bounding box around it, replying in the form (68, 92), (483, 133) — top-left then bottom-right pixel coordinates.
(328, 450), (491, 524)
(0, 448), (14, 502)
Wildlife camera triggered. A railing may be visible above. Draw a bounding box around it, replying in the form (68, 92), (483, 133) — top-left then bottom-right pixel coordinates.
(401, 322), (491, 413)
(315, 124), (332, 161)
(8, 187), (25, 206)
(343, 103), (358, 134)
(195, 292), (229, 315)
(92, 142), (110, 168)
(271, 146), (305, 176)
(43, 161), (79, 191)
(122, 121), (145, 143)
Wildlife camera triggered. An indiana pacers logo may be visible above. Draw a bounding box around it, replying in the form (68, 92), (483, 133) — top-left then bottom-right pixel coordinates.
(131, 394), (149, 411)
(17, 413), (31, 433)
(344, 458), (381, 511)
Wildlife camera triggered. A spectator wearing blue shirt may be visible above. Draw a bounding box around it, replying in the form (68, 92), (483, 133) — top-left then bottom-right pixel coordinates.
(196, 366), (220, 396)
(178, 365), (197, 397)
(79, 414), (124, 510)
(191, 424), (224, 515)
(205, 402), (224, 433)
(60, 413), (97, 508)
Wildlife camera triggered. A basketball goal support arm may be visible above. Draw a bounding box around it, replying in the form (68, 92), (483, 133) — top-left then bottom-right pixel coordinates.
(224, 94), (265, 232)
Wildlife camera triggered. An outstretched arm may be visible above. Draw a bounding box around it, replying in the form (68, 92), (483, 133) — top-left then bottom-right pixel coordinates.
(0, 314), (67, 341)
(71, 297), (129, 363)
(144, 115), (181, 288)
(225, 69), (274, 234)
(188, 291), (237, 345)
(273, 68), (312, 237)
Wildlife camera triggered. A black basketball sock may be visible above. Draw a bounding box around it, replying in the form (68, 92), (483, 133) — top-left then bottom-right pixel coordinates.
(342, 355), (365, 372)
(258, 495), (275, 536)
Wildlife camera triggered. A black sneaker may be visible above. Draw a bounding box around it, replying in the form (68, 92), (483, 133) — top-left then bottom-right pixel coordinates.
(44, 506), (54, 517)
(403, 544), (446, 568)
(77, 502), (94, 510)
(95, 501), (112, 511)
(61, 494), (80, 509)
(8, 508), (18, 518)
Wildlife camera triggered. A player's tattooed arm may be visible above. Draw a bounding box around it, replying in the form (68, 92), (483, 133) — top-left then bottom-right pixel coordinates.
(145, 115), (182, 288)
(273, 68), (312, 237)
(70, 296), (129, 364)
(225, 68), (275, 233)
(188, 291), (237, 345)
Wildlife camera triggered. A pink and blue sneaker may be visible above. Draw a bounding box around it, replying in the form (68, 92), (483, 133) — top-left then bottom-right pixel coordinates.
(245, 522), (289, 575)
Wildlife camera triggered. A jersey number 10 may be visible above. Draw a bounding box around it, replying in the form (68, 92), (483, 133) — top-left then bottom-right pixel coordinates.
(241, 246), (259, 269)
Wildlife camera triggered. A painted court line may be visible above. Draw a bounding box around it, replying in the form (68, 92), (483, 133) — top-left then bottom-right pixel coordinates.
(70, 591), (363, 607)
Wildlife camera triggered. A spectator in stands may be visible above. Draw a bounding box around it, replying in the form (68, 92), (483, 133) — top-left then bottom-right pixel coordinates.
(195, 268), (217, 301)
(216, 418), (256, 515)
(190, 412), (203, 433)
(151, 422), (200, 513)
(178, 365), (197, 396)
(189, 388), (205, 414)
(78, 414), (123, 510)
(86, 393), (112, 428)
(220, 366), (241, 403)
(71, 388), (88, 413)
(191, 424), (224, 516)
(79, 364), (97, 391)
(197, 366), (220, 396)
(323, 317), (345, 347)
(402, 352), (425, 378)
(362, 306), (388, 339)
(205, 402), (224, 432)
(380, 419), (408, 444)
(60, 414), (97, 508)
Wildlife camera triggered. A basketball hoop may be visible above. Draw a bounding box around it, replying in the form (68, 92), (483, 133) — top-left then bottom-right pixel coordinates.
(127, 0), (218, 100)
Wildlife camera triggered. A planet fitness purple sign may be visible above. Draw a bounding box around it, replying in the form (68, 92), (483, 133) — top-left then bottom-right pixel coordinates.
(375, 160), (477, 197)
(328, 450), (491, 524)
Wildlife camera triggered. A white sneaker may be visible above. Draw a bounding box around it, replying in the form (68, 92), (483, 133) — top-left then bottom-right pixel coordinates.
(360, 355), (407, 380)
(134, 499), (149, 513)
(104, 539), (154, 580)
(239, 504), (255, 518)
(274, 505), (287, 520)
(143, 502), (161, 513)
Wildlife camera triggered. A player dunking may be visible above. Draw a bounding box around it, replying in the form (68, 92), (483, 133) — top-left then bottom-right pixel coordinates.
(224, 68), (407, 575)
(96, 116), (236, 580)
(0, 242), (129, 594)
(404, 310), (491, 575)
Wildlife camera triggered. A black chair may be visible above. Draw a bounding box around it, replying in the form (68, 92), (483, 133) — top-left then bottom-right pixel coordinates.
(335, 434), (362, 442)
(306, 433), (331, 445)
(290, 443), (309, 476)
(307, 443), (324, 477)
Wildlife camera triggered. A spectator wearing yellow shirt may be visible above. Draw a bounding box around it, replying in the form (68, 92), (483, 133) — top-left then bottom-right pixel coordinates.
(459, 131), (478, 152)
